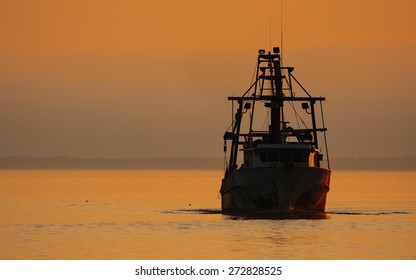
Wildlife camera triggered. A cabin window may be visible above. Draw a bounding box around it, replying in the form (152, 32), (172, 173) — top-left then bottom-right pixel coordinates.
(279, 151), (291, 162)
(293, 151), (303, 162)
(267, 152), (278, 162)
(303, 152), (309, 163)
(259, 152), (267, 162)
(258, 150), (311, 163)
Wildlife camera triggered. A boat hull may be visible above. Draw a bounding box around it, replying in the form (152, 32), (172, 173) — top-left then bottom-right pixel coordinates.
(220, 166), (331, 214)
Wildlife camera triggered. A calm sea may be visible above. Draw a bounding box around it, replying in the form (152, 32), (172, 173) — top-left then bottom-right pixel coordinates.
(0, 170), (415, 259)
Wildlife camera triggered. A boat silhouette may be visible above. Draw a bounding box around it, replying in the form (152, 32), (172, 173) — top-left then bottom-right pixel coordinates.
(220, 47), (331, 214)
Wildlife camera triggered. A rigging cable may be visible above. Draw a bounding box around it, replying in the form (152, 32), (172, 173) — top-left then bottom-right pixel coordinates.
(287, 99), (308, 129)
(281, 74), (302, 129)
(280, 0), (283, 65)
(320, 100), (331, 170)
(261, 108), (270, 131)
(223, 140), (228, 171)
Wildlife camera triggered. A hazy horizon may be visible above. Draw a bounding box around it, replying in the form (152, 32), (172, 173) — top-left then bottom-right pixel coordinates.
(1, 155), (415, 171)
(1, 0), (415, 159)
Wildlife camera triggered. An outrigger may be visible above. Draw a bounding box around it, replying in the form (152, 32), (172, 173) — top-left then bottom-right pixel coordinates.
(220, 47), (331, 214)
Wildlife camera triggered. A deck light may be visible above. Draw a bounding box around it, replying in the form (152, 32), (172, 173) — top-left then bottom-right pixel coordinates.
(258, 49), (265, 54)
(302, 102), (311, 114)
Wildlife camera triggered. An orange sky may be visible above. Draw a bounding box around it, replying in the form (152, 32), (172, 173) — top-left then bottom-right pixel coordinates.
(1, 0), (415, 55)
(1, 0), (415, 158)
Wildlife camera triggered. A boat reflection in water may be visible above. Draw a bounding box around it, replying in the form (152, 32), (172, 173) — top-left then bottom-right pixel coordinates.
(220, 47), (331, 215)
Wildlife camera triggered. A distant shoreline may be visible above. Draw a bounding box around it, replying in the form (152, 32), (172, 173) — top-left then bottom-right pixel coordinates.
(0, 156), (223, 170)
(1, 156), (415, 171)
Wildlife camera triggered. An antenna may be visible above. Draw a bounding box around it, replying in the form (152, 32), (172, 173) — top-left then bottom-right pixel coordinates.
(280, 0), (283, 65)
(269, 19), (272, 52)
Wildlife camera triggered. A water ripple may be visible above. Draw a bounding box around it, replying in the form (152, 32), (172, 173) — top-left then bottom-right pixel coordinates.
(327, 210), (412, 215)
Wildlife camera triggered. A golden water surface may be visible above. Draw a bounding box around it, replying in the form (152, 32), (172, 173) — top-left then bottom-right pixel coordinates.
(0, 170), (415, 259)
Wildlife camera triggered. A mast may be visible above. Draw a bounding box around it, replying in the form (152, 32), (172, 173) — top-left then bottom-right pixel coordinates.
(271, 48), (283, 144)
(257, 47), (283, 144)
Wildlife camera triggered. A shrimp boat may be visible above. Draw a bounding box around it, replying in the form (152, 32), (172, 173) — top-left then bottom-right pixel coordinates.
(220, 47), (331, 214)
